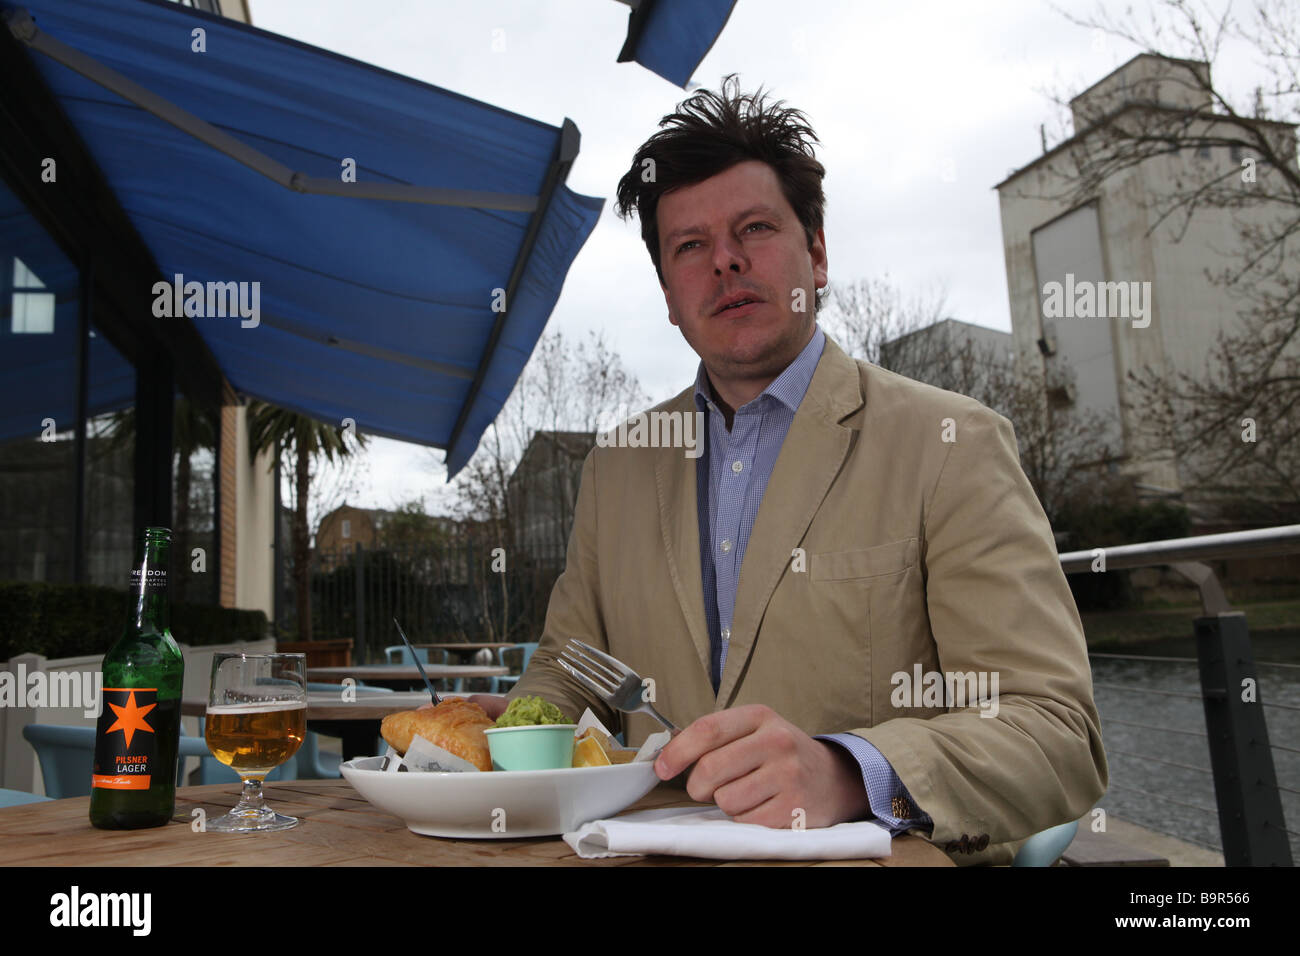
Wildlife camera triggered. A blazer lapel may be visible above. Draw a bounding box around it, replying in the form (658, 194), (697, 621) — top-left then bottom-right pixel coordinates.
(716, 336), (865, 707)
(653, 389), (715, 685)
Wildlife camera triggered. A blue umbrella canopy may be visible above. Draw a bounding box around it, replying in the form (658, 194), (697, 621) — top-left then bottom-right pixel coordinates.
(2, 0), (603, 476)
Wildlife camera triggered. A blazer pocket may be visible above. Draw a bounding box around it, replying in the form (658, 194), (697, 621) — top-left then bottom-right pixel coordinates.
(811, 537), (918, 582)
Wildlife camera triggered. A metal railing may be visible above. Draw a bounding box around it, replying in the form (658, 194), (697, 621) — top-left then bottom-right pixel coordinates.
(1061, 524), (1300, 866)
(279, 542), (564, 668)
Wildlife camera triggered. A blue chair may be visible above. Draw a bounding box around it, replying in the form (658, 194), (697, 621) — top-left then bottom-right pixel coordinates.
(21, 724), (233, 798)
(1012, 820), (1079, 867)
(490, 643), (539, 694)
(386, 646), (463, 692)
(297, 681), (393, 777)
(0, 788), (52, 808)
(384, 645), (428, 665)
(293, 732), (341, 780)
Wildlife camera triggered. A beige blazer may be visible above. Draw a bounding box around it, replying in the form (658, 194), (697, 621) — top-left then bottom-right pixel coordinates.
(510, 332), (1107, 865)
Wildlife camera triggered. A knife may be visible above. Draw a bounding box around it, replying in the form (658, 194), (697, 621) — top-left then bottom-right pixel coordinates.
(393, 617), (440, 706)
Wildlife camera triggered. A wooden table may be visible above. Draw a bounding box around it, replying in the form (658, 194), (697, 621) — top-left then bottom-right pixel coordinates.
(183, 690), (440, 759)
(0, 779), (953, 867)
(307, 665), (507, 689)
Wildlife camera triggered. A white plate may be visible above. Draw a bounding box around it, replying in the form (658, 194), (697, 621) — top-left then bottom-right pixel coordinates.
(339, 755), (661, 838)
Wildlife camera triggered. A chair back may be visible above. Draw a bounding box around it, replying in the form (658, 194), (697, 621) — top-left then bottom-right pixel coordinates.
(21, 725), (95, 799)
(383, 645), (429, 666)
(500, 642), (539, 673)
(489, 643), (541, 694)
(23, 724), (227, 797)
(1012, 820), (1080, 867)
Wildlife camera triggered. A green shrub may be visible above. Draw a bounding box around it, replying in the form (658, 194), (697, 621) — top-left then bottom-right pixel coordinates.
(1055, 500), (1193, 611)
(0, 582), (268, 661)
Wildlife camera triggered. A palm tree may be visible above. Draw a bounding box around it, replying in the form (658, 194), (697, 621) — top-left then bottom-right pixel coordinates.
(246, 402), (368, 640)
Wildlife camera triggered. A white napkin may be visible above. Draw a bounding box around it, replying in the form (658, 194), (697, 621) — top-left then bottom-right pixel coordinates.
(563, 806), (892, 860)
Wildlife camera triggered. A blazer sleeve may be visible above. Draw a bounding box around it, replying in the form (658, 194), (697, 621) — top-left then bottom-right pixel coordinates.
(505, 449), (620, 730)
(851, 404), (1108, 850)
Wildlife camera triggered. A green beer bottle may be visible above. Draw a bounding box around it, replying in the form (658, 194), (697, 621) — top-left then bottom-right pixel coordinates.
(89, 527), (184, 829)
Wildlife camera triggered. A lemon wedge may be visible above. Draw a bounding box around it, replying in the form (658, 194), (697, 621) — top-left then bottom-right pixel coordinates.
(573, 734), (612, 767)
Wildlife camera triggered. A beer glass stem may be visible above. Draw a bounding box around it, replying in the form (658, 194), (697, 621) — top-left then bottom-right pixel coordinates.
(233, 777), (268, 815)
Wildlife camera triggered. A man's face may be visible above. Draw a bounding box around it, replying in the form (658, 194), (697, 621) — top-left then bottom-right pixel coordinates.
(656, 160), (827, 386)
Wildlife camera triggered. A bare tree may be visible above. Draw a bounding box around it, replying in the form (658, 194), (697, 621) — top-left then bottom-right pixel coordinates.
(823, 275), (1124, 532)
(1044, 0), (1300, 523)
(438, 327), (648, 641)
(820, 276), (950, 370)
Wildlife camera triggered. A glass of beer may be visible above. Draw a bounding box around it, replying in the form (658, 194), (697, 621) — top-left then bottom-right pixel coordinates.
(204, 653), (307, 832)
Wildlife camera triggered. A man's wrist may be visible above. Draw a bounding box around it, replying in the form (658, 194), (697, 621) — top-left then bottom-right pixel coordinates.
(820, 739), (872, 825)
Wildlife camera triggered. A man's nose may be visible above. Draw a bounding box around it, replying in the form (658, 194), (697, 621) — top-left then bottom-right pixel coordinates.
(711, 234), (748, 274)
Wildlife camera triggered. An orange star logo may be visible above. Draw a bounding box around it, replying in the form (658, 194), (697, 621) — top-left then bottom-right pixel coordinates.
(105, 691), (157, 749)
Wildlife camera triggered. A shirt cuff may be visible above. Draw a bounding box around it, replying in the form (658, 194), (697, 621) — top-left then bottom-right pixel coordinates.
(816, 732), (934, 836)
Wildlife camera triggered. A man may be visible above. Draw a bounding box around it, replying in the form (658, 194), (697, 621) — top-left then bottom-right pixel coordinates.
(470, 78), (1107, 866)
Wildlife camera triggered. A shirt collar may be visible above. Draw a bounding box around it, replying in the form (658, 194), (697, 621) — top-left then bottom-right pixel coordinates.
(693, 323), (826, 416)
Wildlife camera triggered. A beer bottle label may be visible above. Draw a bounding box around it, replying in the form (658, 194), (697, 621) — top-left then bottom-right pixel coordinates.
(129, 566), (168, 593)
(92, 688), (160, 790)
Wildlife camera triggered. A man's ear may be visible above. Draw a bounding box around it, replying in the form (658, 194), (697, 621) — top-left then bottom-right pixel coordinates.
(811, 226), (828, 291)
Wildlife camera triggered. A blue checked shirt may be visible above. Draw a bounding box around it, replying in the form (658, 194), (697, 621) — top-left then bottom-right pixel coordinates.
(693, 323), (933, 835)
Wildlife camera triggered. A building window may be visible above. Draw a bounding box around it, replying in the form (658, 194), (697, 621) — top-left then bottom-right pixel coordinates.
(1230, 144), (1243, 162)
(1196, 144), (1211, 160)
(166, 0), (223, 13)
(342, 518), (351, 539)
(0, 179), (89, 582)
(10, 257), (55, 333)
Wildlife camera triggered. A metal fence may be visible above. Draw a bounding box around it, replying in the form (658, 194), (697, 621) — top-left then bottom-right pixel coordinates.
(1060, 525), (1300, 866)
(279, 543), (562, 666)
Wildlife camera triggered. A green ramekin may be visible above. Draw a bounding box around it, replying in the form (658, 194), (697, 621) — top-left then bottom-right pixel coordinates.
(483, 724), (578, 771)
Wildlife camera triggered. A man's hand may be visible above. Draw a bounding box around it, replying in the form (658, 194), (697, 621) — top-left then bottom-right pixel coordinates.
(467, 694), (509, 720)
(654, 704), (870, 829)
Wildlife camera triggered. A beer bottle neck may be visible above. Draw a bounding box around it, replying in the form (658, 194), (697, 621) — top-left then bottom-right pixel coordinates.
(131, 535), (171, 632)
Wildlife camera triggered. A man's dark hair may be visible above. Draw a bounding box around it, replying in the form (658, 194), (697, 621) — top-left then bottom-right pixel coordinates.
(614, 75), (827, 312)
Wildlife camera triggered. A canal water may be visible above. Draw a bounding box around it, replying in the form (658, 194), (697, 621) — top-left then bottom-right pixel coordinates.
(1089, 629), (1299, 862)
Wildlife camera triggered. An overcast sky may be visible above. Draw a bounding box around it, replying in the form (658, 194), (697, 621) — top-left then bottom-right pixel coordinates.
(245, 0), (1267, 517)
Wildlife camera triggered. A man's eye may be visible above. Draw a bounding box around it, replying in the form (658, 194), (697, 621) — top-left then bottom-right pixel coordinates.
(676, 224), (766, 254)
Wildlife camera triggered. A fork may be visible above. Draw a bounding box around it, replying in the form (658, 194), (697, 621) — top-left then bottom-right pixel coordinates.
(556, 639), (680, 735)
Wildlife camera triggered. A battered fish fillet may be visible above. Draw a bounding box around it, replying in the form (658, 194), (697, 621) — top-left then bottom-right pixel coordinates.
(380, 698), (494, 772)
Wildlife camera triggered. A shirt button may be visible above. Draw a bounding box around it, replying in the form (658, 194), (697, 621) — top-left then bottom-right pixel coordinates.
(721, 627), (731, 642)
(731, 460), (743, 474)
(720, 539), (732, 553)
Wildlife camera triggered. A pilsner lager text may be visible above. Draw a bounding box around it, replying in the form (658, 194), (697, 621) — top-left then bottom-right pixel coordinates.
(205, 702), (306, 777)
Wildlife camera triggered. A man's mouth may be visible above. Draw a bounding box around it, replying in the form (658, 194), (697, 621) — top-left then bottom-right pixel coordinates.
(714, 296), (762, 315)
